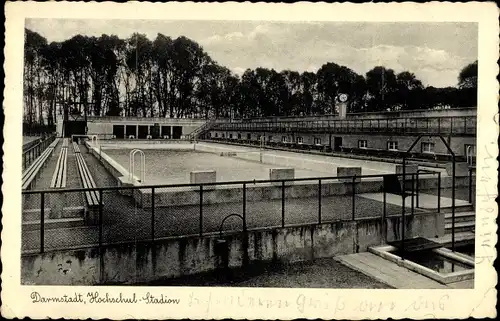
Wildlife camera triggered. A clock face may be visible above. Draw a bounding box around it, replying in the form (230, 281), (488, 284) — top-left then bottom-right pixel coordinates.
(339, 94), (348, 102)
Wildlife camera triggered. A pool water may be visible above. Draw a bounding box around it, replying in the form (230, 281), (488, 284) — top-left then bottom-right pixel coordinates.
(392, 250), (472, 273)
(454, 244), (475, 257)
(103, 149), (336, 184)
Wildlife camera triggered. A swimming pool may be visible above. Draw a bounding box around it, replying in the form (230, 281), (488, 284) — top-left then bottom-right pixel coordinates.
(94, 141), (416, 186)
(103, 148), (338, 184)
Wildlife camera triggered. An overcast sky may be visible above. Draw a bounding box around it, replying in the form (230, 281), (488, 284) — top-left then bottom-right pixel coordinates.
(26, 19), (477, 88)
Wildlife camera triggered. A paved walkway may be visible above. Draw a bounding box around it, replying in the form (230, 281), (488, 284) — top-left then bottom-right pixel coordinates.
(335, 252), (473, 289)
(359, 192), (471, 210)
(144, 257), (390, 288)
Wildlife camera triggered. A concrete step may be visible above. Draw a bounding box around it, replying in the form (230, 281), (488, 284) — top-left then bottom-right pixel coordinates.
(22, 217), (85, 231)
(445, 221), (475, 234)
(440, 204), (474, 213)
(444, 211), (475, 224)
(335, 252), (448, 289)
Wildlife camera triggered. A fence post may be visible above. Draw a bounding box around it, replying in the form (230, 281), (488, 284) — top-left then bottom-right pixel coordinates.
(281, 181), (285, 228)
(242, 183), (247, 232)
(99, 190), (103, 248)
(318, 179), (322, 224)
(437, 172), (441, 213)
(411, 174), (415, 215)
(383, 188), (386, 220)
(352, 176), (356, 221)
(416, 171), (420, 208)
(151, 187), (155, 241)
(468, 168), (473, 204)
(382, 187), (387, 242)
(199, 185), (203, 236)
(40, 192), (45, 254)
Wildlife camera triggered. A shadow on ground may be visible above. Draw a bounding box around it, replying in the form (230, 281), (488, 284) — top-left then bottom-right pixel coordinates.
(128, 257), (391, 289)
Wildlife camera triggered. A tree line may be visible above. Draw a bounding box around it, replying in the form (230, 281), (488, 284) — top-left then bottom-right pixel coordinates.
(24, 28), (478, 126)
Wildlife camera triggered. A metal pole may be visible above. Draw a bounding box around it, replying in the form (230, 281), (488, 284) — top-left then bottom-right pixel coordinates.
(437, 172), (441, 213)
(352, 176), (356, 221)
(99, 190), (103, 248)
(199, 185), (203, 236)
(40, 192), (45, 253)
(416, 171), (420, 208)
(411, 174), (415, 215)
(281, 181), (285, 227)
(318, 179), (322, 224)
(383, 188), (386, 219)
(401, 156), (406, 260)
(383, 187), (387, 242)
(452, 156), (456, 251)
(151, 187), (155, 241)
(242, 183), (247, 232)
(468, 168), (473, 204)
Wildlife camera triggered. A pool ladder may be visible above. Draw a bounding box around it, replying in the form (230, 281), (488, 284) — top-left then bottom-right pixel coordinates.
(129, 149), (146, 183)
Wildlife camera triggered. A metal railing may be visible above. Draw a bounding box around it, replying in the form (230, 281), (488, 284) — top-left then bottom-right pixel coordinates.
(21, 171), (459, 254)
(87, 115), (208, 125)
(416, 169), (442, 211)
(211, 115), (477, 136)
(22, 134), (56, 170)
(23, 123), (56, 136)
(466, 145), (476, 166)
(468, 166), (476, 204)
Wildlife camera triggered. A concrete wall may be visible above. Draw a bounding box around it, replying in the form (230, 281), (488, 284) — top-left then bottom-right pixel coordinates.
(21, 210), (444, 285)
(56, 114), (64, 137)
(340, 134), (475, 156)
(86, 143), (140, 185)
(133, 174), (469, 208)
(209, 131), (475, 156)
(86, 117), (206, 138)
(211, 131), (331, 146)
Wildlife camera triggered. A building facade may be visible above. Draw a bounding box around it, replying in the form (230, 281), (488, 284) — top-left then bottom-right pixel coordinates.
(206, 108), (477, 158)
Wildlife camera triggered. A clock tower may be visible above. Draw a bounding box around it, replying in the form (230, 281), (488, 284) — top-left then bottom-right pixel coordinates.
(337, 93), (348, 119)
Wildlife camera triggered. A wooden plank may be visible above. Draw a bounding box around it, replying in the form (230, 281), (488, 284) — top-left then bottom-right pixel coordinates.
(50, 151), (63, 188)
(80, 161), (99, 205)
(61, 148), (67, 188)
(72, 142), (81, 153)
(22, 148), (53, 189)
(75, 153), (100, 206)
(23, 148), (51, 178)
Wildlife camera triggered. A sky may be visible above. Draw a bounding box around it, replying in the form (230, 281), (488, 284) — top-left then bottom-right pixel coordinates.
(25, 19), (478, 88)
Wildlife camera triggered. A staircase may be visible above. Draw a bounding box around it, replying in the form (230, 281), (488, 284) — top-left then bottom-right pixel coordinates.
(445, 211), (475, 234)
(187, 120), (215, 140)
(443, 202), (475, 234)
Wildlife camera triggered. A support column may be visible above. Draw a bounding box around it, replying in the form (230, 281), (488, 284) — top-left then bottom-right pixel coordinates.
(136, 125), (139, 138)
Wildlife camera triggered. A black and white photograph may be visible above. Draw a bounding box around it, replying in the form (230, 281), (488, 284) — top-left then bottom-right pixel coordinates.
(2, 1), (498, 320)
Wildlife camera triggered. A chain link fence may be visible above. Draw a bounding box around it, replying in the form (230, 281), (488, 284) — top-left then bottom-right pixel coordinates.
(22, 171), (473, 254)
